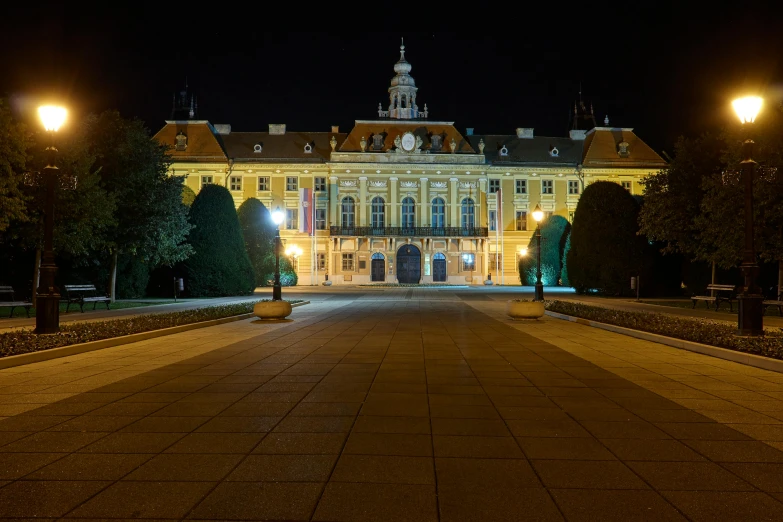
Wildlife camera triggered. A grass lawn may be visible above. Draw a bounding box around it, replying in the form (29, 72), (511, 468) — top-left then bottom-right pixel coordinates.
(640, 299), (783, 317)
(0, 299), (178, 319)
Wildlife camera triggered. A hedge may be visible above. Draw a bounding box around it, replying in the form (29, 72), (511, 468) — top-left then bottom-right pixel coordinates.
(545, 300), (783, 360)
(0, 300), (303, 359)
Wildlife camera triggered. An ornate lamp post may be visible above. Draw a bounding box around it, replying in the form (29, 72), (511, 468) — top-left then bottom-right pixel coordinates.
(271, 207), (284, 301)
(285, 244), (302, 272)
(732, 96), (764, 336)
(35, 105), (67, 334)
(532, 203), (545, 301)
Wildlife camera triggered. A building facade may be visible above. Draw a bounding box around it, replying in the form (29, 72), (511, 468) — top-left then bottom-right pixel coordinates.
(154, 43), (667, 286)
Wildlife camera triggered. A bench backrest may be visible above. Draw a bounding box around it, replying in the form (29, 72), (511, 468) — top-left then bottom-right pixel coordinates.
(0, 286), (15, 298)
(64, 285), (98, 294)
(706, 284), (735, 291)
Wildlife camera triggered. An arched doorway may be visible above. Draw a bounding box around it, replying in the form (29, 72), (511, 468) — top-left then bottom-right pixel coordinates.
(433, 252), (447, 282)
(371, 252), (385, 282)
(396, 245), (421, 284)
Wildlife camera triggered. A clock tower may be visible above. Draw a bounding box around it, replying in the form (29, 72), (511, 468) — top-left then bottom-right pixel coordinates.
(378, 39), (428, 120)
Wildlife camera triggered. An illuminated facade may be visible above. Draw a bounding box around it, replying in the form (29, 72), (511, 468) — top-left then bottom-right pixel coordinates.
(154, 43), (666, 285)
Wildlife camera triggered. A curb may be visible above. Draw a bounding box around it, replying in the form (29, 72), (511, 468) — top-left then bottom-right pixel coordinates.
(545, 310), (783, 374)
(0, 301), (310, 371)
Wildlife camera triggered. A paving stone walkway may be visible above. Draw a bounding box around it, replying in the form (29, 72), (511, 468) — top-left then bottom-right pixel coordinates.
(2, 292), (783, 520)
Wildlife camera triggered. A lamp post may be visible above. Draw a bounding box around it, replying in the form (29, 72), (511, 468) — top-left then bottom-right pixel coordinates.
(285, 244), (302, 272)
(532, 203), (544, 301)
(271, 207), (284, 301)
(462, 253), (474, 284)
(732, 96), (764, 336)
(35, 106), (67, 335)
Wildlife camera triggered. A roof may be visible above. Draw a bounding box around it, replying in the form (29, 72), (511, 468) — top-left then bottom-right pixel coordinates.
(339, 120), (476, 154)
(153, 121), (227, 162)
(582, 127), (667, 168)
(467, 135), (583, 167)
(221, 132), (347, 162)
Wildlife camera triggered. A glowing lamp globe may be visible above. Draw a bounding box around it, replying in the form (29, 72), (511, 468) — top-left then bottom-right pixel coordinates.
(532, 204), (544, 222)
(519, 247), (528, 257)
(272, 207), (284, 225)
(38, 105), (67, 132)
(732, 96), (763, 124)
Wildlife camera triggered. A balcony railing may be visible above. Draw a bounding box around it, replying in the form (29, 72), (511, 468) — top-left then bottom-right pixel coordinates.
(329, 226), (488, 237)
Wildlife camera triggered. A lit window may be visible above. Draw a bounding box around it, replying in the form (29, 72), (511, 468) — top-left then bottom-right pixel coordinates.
(286, 209), (298, 229)
(342, 253), (354, 271)
(258, 176), (269, 191)
(489, 179), (500, 193)
(230, 176), (242, 191)
(371, 197), (385, 228)
(286, 176), (298, 191)
(542, 180), (553, 194)
(515, 179), (527, 194)
(317, 253), (327, 271)
(461, 198), (475, 229)
(201, 175), (213, 187)
(341, 197), (355, 228)
(402, 197), (415, 228)
(315, 208), (326, 230)
(516, 211), (527, 231)
(568, 180), (580, 194)
(431, 197), (445, 229)
(568, 211), (575, 222)
(489, 210), (496, 232)
(622, 181), (632, 192)
(462, 253), (475, 271)
(314, 177), (326, 191)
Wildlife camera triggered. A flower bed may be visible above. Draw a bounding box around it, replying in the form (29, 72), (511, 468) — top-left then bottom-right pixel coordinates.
(358, 283), (468, 287)
(0, 300), (303, 359)
(545, 300), (783, 360)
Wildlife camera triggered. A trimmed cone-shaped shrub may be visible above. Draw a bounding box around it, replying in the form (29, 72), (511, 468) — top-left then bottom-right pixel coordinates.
(518, 215), (570, 286)
(184, 184), (255, 296)
(566, 181), (652, 295)
(237, 198), (298, 287)
(560, 232), (571, 287)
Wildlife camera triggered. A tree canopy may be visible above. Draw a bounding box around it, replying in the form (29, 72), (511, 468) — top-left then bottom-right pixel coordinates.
(0, 99), (32, 233)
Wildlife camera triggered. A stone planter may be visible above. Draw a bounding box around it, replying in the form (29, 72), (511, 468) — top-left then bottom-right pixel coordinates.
(253, 300), (292, 320)
(484, 279), (493, 285)
(506, 300), (545, 319)
(322, 280), (333, 286)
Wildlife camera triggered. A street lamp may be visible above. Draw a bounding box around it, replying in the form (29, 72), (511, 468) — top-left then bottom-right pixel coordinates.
(271, 207), (284, 301)
(732, 96), (764, 336)
(462, 253), (474, 284)
(285, 244), (302, 271)
(532, 203), (544, 301)
(35, 105), (67, 334)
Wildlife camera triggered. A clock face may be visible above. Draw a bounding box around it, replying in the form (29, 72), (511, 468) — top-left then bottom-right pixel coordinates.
(401, 132), (416, 151)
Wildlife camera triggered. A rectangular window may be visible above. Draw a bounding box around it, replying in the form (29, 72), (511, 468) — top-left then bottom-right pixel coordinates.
(489, 179), (500, 193)
(516, 211), (527, 231)
(622, 181), (632, 192)
(462, 253), (475, 272)
(315, 208), (326, 230)
(201, 175), (213, 187)
(542, 179), (553, 194)
(317, 253), (326, 271)
(230, 176), (242, 191)
(342, 253), (354, 271)
(569, 211), (575, 223)
(286, 176), (298, 191)
(515, 179), (527, 194)
(490, 253), (502, 272)
(489, 210), (497, 232)
(286, 209), (298, 229)
(568, 180), (580, 194)
(314, 177), (326, 191)
(258, 176), (270, 191)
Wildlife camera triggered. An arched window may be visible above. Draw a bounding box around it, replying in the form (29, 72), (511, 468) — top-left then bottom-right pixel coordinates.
(461, 197), (475, 229)
(372, 252), (384, 260)
(432, 197), (445, 229)
(341, 197), (355, 228)
(402, 197), (416, 228)
(433, 252), (446, 260)
(371, 197), (385, 229)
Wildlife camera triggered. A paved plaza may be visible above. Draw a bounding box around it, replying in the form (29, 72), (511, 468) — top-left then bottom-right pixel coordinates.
(2, 287), (783, 520)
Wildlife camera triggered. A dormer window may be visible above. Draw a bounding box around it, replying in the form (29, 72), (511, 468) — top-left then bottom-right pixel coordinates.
(175, 131), (187, 151)
(253, 143), (263, 153)
(430, 134), (443, 151)
(549, 146), (559, 157)
(371, 133), (385, 151)
(499, 145), (508, 157)
(304, 143), (313, 154)
(618, 141), (630, 157)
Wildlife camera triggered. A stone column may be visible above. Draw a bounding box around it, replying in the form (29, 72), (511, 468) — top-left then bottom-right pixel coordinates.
(478, 178), (486, 229)
(359, 177), (368, 226)
(419, 178), (428, 226)
(329, 176), (338, 226)
(390, 177), (399, 226)
(449, 177), (459, 227)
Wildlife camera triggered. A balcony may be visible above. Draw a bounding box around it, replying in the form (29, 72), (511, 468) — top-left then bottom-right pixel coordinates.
(329, 226), (488, 237)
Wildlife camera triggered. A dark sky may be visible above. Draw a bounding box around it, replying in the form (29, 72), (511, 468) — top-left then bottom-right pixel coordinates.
(2, 6), (783, 156)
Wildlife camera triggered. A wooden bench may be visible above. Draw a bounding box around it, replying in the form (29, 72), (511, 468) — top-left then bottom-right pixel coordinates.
(764, 293), (783, 316)
(63, 284), (111, 313)
(0, 286), (33, 318)
(692, 284), (737, 311)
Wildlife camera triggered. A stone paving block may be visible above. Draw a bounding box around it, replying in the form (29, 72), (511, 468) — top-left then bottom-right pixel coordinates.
(26, 452), (151, 480)
(47, 415), (141, 432)
(79, 432), (185, 454)
(580, 420), (672, 439)
(655, 422), (752, 440)
(599, 438), (706, 461)
(427, 393), (493, 406)
(435, 457), (540, 488)
(506, 419), (591, 438)
(0, 452), (64, 479)
(193, 415), (281, 433)
(0, 431), (34, 447)
(723, 463), (783, 492)
(345, 433), (432, 456)
(517, 437), (617, 460)
(661, 490), (783, 522)
(683, 440), (783, 462)
(431, 418), (510, 436)
(0, 415), (72, 432)
(121, 416), (210, 433)
(627, 461), (755, 491)
(532, 460), (648, 489)
(289, 402), (362, 417)
(274, 416), (355, 433)
(253, 432), (347, 454)
(331, 455), (434, 484)
(551, 489), (687, 522)
(0, 480), (110, 518)
(438, 485), (562, 522)
(313, 482), (437, 522)
(227, 454), (336, 481)
(1, 431), (106, 453)
(125, 453), (243, 481)
(496, 406), (569, 421)
(149, 402), (232, 417)
(432, 435), (524, 458)
(352, 416), (431, 434)
(164, 432), (264, 454)
(87, 402), (166, 417)
(219, 401), (293, 417)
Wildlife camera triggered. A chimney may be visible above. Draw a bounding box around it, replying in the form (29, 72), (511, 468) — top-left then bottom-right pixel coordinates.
(516, 128), (534, 139)
(569, 129), (586, 140)
(465, 128), (474, 136)
(213, 124), (231, 135)
(331, 125), (339, 133)
(269, 124), (286, 135)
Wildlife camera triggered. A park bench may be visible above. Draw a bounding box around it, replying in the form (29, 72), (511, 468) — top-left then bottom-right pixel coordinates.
(763, 292), (783, 316)
(63, 284), (111, 313)
(0, 286), (33, 318)
(692, 284), (737, 311)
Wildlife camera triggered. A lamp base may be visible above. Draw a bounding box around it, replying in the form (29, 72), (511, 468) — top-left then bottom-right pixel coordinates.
(272, 284), (282, 301)
(34, 293), (60, 334)
(534, 283), (544, 302)
(737, 294), (764, 337)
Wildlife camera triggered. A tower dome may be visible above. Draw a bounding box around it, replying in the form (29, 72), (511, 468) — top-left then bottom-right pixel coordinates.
(381, 39), (427, 120)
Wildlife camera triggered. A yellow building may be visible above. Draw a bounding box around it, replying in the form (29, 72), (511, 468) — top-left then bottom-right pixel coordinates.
(153, 43), (666, 286)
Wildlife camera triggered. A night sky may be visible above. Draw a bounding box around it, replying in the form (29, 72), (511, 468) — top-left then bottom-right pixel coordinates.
(2, 7), (782, 156)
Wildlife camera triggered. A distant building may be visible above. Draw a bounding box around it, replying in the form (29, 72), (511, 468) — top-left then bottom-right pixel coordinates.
(154, 42), (666, 286)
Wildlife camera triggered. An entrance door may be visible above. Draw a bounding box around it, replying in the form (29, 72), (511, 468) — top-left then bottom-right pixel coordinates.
(371, 253), (385, 282)
(433, 253), (447, 282)
(396, 245), (421, 284)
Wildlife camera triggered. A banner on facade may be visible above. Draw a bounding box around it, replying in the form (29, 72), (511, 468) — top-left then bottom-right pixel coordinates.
(299, 187), (314, 235)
